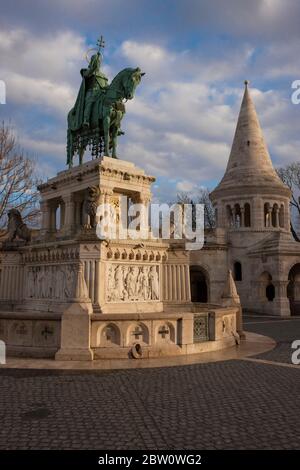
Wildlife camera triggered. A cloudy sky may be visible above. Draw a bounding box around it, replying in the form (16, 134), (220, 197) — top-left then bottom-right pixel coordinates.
(1, 0), (300, 201)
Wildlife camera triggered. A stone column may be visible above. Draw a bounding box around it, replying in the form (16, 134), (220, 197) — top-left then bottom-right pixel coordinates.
(230, 205), (235, 227)
(221, 269), (245, 339)
(253, 196), (263, 229)
(272, 280), (290, 316)
(61, 194), (75, 236)
(138, 193), (151, 238)
(40, 200), (51, 237)
(284, 201), (290, 231)
(267, 206), (272, 228)
(49, 202), (58, 232)
(74, 200), (82, 229)
(275, 206), (280, 228)
(240, 207), (245, 227)
(55, 263), (93, 361)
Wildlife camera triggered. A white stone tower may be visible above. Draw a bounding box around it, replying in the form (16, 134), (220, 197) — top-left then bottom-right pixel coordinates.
(211, 81), (293, 315)
(211, 80), (291, 234)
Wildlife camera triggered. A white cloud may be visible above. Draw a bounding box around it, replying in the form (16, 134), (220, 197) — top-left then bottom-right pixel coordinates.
(0, 29), (86, 115)
(1, 29), (300, 202)
(176, 180), (197, 192)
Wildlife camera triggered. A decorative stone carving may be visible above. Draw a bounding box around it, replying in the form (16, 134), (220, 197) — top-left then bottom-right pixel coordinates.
(156, 322), (175, 343)
(26, 264), (79, 300)
(127, 322), (149, 345)
(106, 264), (160, 302)
(33, 321), (59, 347)
(9, 321), (33, 346)
(7, 209), (31, 242)
(99, 323), (121, 346)
(82, 186), (100, 228)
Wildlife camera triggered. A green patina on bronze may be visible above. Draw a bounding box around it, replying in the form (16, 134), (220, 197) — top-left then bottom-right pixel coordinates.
(67, 36), (145, 167)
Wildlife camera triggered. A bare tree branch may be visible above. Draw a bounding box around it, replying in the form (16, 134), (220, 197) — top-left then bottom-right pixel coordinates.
(277, 162), (300, 235)
(0, 122), (41, 234)
(175, 187), (216, 229)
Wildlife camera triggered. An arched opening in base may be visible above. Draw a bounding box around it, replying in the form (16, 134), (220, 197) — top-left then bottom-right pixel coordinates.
(190, 266), (209, 303)
(287, 264), (300, 315)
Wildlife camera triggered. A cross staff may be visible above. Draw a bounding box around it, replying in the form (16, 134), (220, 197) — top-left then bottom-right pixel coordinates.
(96, 35), (105, 53)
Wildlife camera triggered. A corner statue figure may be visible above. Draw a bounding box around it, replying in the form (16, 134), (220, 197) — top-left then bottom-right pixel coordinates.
(67, 35), (145, 168)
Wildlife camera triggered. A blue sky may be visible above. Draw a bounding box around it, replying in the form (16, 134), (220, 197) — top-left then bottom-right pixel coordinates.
(1, 0), (300, 202)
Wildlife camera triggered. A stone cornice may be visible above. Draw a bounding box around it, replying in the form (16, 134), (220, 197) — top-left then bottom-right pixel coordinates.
(38, 158), (155, 193)
(211, 183), (291, 201)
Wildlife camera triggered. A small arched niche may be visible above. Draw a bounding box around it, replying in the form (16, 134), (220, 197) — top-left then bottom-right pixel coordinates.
(233, 261), (242, 281)
(98, 323), (121, 347)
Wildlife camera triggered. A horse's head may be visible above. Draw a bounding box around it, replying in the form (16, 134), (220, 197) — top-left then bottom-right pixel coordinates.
(122, 67), (145, 100)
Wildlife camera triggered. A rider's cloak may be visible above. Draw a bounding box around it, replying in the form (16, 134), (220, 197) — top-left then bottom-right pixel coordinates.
(68, 69), (87, 132)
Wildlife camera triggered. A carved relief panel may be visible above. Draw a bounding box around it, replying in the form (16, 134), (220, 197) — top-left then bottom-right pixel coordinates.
(26, 264), (77, 300)
(106, 263), (160, 302)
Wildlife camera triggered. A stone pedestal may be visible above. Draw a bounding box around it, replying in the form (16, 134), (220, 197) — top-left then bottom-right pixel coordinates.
(55, 302), (93, 361)
(221, 270), (245, 339)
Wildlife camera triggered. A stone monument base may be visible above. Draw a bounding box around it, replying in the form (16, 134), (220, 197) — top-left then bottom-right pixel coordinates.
(0, 157), (243, 363)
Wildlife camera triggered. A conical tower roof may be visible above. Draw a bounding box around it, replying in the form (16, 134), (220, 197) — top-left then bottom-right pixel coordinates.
(212, 81), (289, 197)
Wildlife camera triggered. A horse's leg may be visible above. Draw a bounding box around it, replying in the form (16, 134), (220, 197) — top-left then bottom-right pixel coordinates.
(111, 127), (118, 158)
(79, 146), (85, 165)
(112, 110), (123, 158)
(103, 108), (111, 156)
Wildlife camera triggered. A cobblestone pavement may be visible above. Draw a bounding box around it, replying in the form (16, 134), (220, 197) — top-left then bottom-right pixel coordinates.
(0, 317), (300, 450)
(244, 314), (300, 364)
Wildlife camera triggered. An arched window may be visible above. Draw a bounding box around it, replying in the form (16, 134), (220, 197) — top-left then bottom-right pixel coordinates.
(234, 261), (242, 281)
(259, 271), (275, 302)
(266, 284), (275, 301)
(244, 203), (251, 227)
(287, 263), (300, 315)
(234, 204), (241, 228)
(190, 266), (209, 303)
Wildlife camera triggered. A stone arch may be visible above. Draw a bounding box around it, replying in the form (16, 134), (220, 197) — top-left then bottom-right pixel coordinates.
(126, 322), (149, 346)
(287, 263), (300, 315)
(189, 266), (209, 303)
(97, 323), (121, 347)
(259, 271), (275, 302)
(155, 322), (175, 343)
(244, 203), (251, 227)
(233, 261), (242, 281)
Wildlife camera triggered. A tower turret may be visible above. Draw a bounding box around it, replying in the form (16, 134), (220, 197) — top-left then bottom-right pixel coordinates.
(211, 81), (291, 233)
